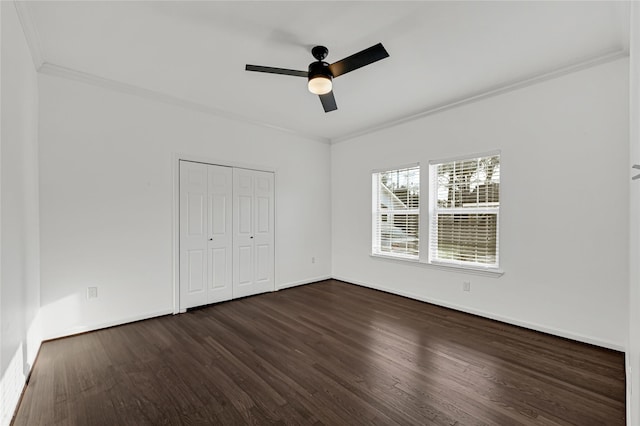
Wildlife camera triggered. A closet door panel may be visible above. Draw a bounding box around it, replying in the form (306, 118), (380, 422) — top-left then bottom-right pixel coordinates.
(207, 165), (233, 304)
(179, 161), (208, 310)
(233, 168), (274, 298)
(253, 172), (274, 289)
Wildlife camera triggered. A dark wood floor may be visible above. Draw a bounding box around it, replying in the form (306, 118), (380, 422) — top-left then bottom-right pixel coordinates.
(14, 280), (625, 425)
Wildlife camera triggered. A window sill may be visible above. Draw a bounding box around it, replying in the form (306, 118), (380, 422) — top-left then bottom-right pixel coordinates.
(370, 253), (504, 277)
(370, 252), (420, 263)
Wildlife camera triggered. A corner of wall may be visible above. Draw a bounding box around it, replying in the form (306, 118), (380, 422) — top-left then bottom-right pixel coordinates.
(0, 1), (43, 424)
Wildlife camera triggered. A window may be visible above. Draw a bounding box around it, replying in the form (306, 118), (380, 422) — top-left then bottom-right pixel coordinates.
(372, 165), (420, 259)
(429, 153), (500, 269)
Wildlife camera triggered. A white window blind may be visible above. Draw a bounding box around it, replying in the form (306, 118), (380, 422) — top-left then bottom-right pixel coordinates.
(372, 165), (420, 259)
(429, 154), (500, 269)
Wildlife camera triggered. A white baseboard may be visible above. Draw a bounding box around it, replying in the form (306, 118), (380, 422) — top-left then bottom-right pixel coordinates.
(332, 275), (624, 352)
(43, 309), (174, 341)
(43, 276), (334, 341)
(277, 275), (332, 291)
(42, 275), (622, 352)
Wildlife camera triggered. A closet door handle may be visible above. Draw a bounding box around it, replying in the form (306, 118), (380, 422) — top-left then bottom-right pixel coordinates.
(250, 236), (254, 239)
(633, 164), (640, 181)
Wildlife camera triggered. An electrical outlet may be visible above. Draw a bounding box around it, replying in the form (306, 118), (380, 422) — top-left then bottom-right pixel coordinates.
(87, 286), (98, 300)
(311, 257), (316, 264)
(463, 281), (471, 292)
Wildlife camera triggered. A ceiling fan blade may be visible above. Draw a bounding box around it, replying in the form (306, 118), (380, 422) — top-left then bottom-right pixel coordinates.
(245, 64), (307, 77)
(319, 91), (337, 113)
(328, 43), (389, 78)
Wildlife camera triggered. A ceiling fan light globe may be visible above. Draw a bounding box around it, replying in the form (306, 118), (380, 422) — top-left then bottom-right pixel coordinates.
(308, 76), (332, 95)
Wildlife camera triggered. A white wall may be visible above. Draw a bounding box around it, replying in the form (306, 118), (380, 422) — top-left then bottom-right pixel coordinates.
(38, 72), (332, 340)
(0, 3), (41, 425)
(628, 3), (640, 425)
(332, 58), (629, 350)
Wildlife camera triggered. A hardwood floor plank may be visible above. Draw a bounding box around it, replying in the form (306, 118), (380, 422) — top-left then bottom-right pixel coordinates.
(13, 280), (625, 425)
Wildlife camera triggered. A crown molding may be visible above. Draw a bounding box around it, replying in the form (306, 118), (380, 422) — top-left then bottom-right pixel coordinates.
(331, 48), (629, 144)
(35, 47), (627, 147)
(37, 62), (331, 145)
(13, 1), (44, 70)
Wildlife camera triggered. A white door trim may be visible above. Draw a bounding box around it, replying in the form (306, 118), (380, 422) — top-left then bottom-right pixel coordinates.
(171, 153), (276, 314)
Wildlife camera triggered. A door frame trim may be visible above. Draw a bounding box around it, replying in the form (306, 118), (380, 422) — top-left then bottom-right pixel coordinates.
(172, 153), (276, 314)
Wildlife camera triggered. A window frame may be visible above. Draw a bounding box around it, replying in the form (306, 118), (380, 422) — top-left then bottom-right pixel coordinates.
(428, 151), (501, 272)
(371, 163), (421, 261)
(370, 152), (503, 277)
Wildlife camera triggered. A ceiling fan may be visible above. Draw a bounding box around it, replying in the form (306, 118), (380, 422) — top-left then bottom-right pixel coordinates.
(245, 43), (389, 113)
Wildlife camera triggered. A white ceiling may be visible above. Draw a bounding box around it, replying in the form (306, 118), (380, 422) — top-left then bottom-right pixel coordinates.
(23, 1), (630, 143)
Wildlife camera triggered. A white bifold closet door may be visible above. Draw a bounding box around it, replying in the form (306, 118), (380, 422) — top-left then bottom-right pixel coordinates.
(180, 161), (233, 309)
(179, 161), (274, 311)
(233, 168), (275, 298)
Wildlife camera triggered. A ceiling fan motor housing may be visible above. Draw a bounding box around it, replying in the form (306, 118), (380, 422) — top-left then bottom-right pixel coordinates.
(308, 61), (333, 81)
